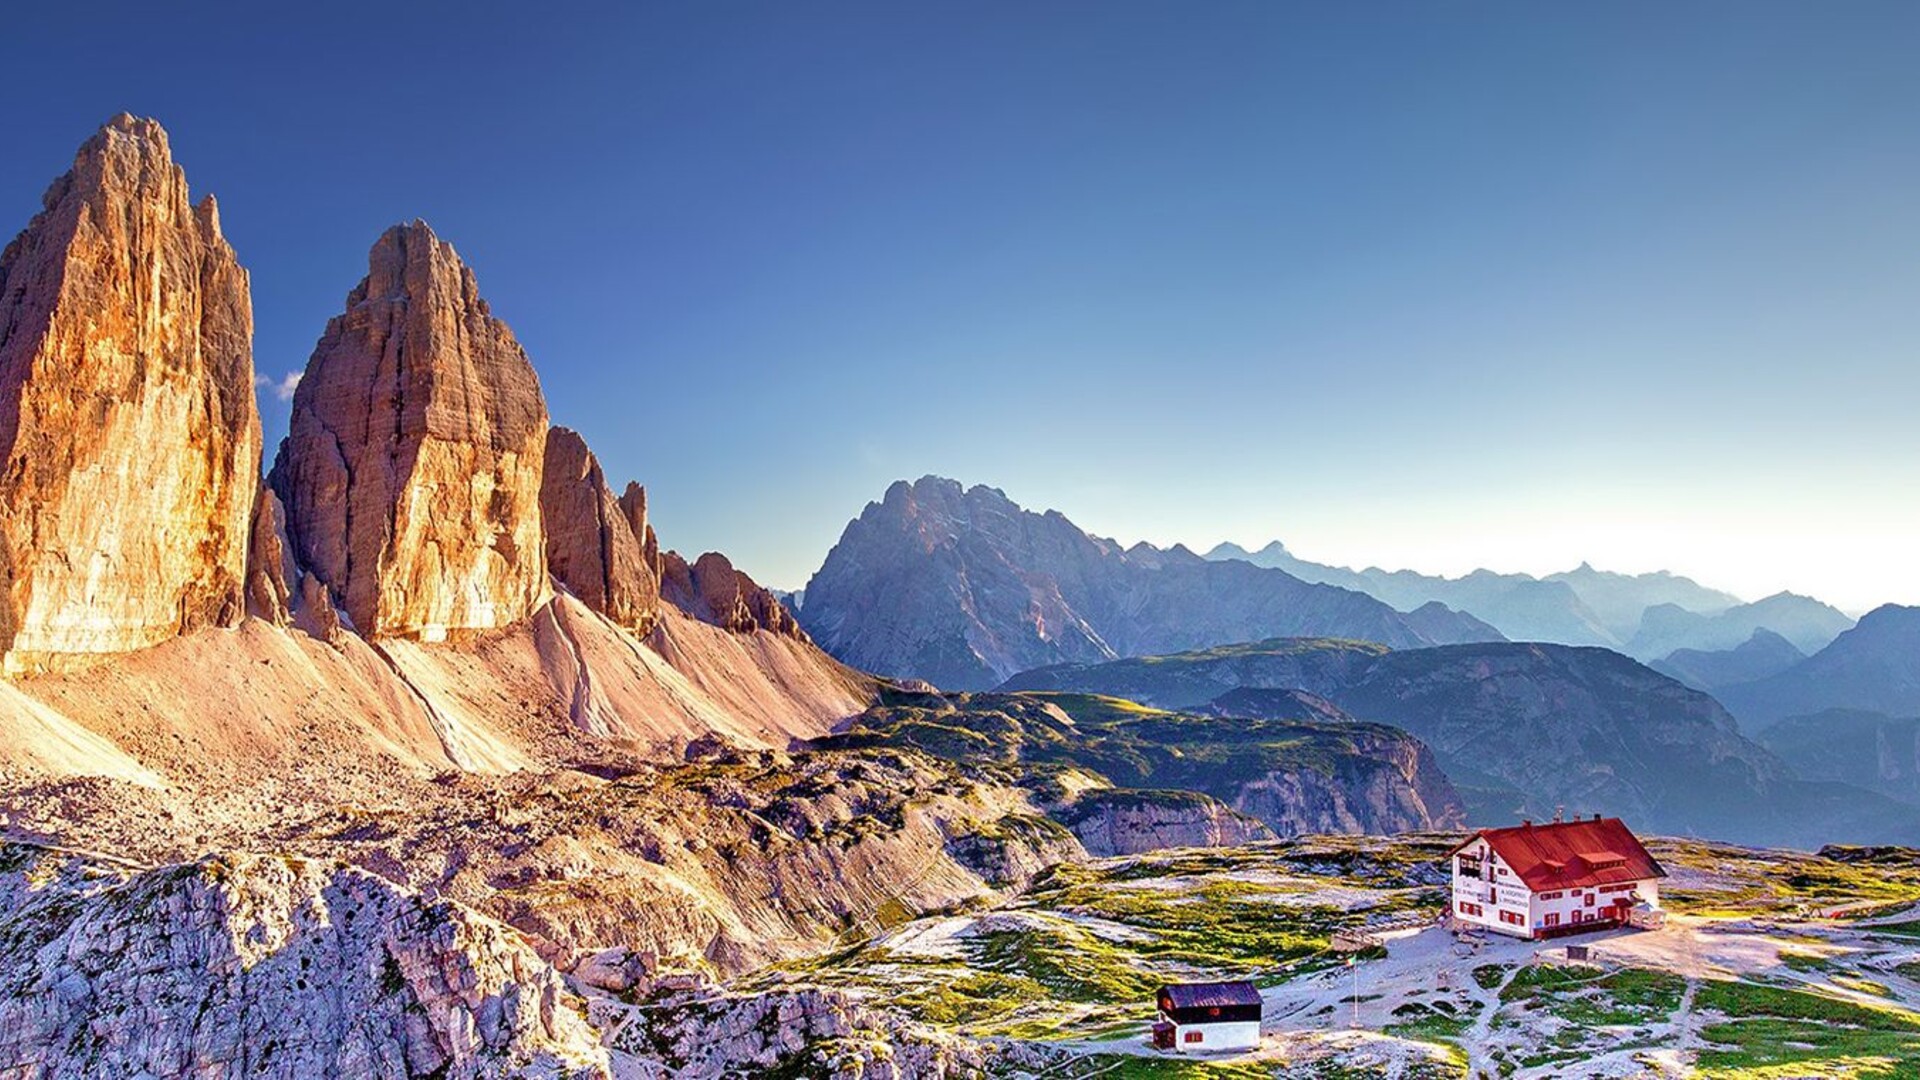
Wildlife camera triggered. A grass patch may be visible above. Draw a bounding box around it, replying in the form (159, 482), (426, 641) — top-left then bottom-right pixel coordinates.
(1499, 965), (1686, 1027)
(1472, 963), (1511, 991)
(1695, 979), (1920, 1076)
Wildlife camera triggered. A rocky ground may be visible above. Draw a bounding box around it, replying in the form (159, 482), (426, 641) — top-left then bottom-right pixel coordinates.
(8, 824), (1920, 1076)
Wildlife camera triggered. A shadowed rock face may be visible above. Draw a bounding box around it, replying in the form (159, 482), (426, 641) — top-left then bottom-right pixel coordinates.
(0, 115), (261, 673)
(540, 427), (660, 634)
(270, 221), (549, 640)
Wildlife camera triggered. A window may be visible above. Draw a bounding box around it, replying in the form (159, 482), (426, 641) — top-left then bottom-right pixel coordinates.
(1458, 857), (1482, 880)
(1499, 910), (1524, 926)
(1184, 1031), (1203, 1044)
(1585, 893), (1595, 907)
(1544, 913), (1560, 927)
(1458, 901), (1484, 917)
(1539, 891), (1564, 900)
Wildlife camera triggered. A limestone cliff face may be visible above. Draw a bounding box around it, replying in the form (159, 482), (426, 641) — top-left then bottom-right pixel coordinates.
(1228, 729), (1466, 836)
(0, 846), (607, 1078)
(0, 115), (261, 673)
(1062, 791), (1275, 857)
(540, 427), (659, 634)
(270, 221), (549, 641)
(661, 550), (802, 638)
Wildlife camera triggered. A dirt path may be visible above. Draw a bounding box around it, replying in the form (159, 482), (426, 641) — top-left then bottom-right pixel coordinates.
(1463, 963), (1519, 1079)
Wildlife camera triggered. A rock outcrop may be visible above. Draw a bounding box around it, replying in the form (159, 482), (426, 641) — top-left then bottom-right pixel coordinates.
(1225, 725), (1465, 837)
(661, 550), (802, 638)
(245, 486), (295, 623)
(617, 482), (662, 578)
(801, 477), (1501, 690)
(1061, 790), (1275, 857)
(610, 986), (993, 1079)
(0, 115), (261, 673)
(0, 845), (608, 1078)
(540, 427), (660, 634)
(270, 221), (549, 641)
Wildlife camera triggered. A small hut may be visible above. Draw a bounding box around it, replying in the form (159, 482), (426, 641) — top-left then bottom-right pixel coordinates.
(1151, 980), (1262, 1053)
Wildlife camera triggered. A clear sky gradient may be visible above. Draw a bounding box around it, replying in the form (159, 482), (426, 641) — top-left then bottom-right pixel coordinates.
(3, 3), (1915, 612)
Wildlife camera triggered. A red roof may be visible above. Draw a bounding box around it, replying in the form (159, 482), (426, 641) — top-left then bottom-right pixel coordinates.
(1454, 817), (1665, 893)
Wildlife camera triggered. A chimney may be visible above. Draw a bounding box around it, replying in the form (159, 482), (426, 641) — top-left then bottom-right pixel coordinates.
(1554, 806), (1564, 824)
(1522, 819), (1532, 828)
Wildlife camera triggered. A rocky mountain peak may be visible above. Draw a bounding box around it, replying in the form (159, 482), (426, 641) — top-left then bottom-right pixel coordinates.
(0, 114), (261, 673)
(269, 220), (549, 640)
(802, 478), (1498, 690)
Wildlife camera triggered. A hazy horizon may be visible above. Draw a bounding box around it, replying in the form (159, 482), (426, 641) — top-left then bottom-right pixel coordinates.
(4, 3), (1915, 614)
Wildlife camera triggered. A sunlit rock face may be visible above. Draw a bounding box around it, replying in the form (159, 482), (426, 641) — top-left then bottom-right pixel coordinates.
(270, 221), (549, 640)
(0, 115), (261, 674)
(0, 850), (609, 1078)
(540, 426), (661, 635)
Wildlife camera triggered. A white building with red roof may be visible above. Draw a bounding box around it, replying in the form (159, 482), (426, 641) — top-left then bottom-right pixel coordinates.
(1449, 815), (1666, 939)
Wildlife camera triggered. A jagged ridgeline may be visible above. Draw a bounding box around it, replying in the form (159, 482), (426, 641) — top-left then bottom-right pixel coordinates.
(798, 476), (1506, 689)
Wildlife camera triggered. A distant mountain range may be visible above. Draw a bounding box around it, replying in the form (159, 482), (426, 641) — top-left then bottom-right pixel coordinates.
(799, 478), (1501, 689)
(1203, 541), (1855, 660)
(1651, 629), (1807, 692)
(997, 638), (1920, 849)
(1717, 605), (1920, 729)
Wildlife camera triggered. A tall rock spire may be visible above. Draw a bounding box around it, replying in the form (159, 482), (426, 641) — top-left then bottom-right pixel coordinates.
(540, 427), (660, 635)
(270, 221), (549, 640)
(0, 115), (262, 673)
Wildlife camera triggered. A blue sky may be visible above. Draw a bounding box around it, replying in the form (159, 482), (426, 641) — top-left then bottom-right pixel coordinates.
(3, 3), (1916, 611)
